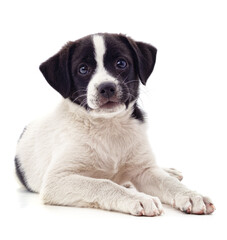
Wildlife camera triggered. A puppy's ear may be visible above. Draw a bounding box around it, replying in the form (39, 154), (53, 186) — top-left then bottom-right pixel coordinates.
(39, 42), (75, 98)
(125, 37), (157, 85)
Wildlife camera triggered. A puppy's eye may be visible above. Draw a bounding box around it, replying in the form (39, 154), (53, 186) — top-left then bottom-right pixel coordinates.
(79, 64), (89, 75)
(116, 59), (127, 69)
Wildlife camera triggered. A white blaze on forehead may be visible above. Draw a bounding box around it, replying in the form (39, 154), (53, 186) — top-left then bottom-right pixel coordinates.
(93, 35), (106, 70)
(87, 34), (121, 112)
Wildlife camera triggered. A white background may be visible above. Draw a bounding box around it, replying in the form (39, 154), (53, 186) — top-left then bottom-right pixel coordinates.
(0, 0), (226, 239)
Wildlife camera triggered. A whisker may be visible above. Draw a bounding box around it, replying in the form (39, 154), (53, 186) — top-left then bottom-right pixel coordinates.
(71, 89), (87, 97)
(121, 76), (129, 84)
(80, 99), (87, 108)
(116, 72), (124, 80)
(73, 94), (87, 103)
(128, 92), (137, 99)
(124, 79), (139, 85)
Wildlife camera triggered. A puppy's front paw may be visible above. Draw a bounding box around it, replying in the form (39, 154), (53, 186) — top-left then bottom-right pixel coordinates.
(174, 192), (216, 215)
(127, 195), (164, 217)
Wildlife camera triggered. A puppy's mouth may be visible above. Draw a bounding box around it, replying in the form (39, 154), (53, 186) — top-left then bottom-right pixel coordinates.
(99, 101), (121, 109)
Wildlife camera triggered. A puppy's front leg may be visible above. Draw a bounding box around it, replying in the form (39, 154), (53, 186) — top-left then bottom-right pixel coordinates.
(40, 162), (163, 216)
(131, 167), (215, 214)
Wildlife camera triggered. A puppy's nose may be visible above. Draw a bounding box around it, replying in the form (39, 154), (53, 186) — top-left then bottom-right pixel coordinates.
(98, 82), (116, 98)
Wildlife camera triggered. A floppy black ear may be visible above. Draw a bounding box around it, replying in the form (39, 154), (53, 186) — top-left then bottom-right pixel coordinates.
(39, 42), (74, 98)
(126, 37), (157, 85)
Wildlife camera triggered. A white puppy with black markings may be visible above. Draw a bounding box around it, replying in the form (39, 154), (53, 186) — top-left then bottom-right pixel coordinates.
(15, 33), (215, 216)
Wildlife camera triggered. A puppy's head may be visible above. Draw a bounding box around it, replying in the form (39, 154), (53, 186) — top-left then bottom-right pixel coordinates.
(39, 33), (157, 116)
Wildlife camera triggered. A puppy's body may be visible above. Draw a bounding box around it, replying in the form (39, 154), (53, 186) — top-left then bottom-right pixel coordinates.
(16, 100), (150, 192)
(15, 33), (215, 216)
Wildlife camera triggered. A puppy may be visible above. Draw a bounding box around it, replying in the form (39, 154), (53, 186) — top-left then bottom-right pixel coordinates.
(15, 33), (215, 216)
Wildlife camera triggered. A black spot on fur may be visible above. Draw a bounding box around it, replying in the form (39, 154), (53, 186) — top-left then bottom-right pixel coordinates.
(131, 103), (145, 122)
(14, 157), (34, 192)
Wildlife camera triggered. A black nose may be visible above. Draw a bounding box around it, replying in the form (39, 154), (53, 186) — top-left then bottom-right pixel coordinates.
(98, 82), (116, 98)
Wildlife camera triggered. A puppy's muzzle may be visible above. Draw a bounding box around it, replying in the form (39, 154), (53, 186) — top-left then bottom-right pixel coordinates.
(96, 82), (122, 109)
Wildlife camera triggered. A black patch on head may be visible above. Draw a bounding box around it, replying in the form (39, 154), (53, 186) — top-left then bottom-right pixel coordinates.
(103, 33), (157, 107)
(131, 103), (145, 122)
(119, 35), (157, 85)
(39, 35), (96, 109)
(104, 33), (157, 86)
(14, 157), (34, 192)
(69, 36), (96, 108)
(103, 34), (140, 106)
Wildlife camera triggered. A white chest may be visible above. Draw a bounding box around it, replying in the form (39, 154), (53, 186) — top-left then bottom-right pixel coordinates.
(77, 117), (145, 177)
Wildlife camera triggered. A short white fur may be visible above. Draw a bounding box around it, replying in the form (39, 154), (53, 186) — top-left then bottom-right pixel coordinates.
(93, 35), (105, 71)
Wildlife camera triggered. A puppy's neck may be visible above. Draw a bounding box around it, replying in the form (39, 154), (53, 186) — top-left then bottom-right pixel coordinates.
(61, 98), (136, 123)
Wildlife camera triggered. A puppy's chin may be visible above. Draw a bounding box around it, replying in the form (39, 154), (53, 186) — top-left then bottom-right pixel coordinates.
(89, 103), (126, 118)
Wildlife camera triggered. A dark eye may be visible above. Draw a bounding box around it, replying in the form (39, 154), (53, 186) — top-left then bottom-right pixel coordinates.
(116, 59), (127, 69)
(78, 64), (89, 75)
